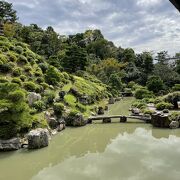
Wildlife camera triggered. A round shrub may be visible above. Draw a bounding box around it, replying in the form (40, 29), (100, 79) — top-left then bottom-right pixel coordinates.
(39, 63), (48, 73)
(76, 103), (87, 113)
(13, 67), (22, 76)
(40, 82), (49, 89)
(0, 63), (12, 73)
(8, 90), (25, 102)
(132, 101), (146, 109)
(33, 100), (45, 112)
(14, 46), (23, 54)
(155, 102), (173, 110)
(19, 75), (26, 82)
(17, 55), (28, 64)
(36, 77), (44, 83)
(24, 65), (32, 72)
(0, 54), (7, 63)
(7, 52), (17, 62)
(0, 77), (9, 83)
(23, 81), (37, 92)
(143, 109), (155, 115)
(62, 72), (69, 80)
(53, 103), (64, 116)
(134, 88), (153, 99)
(44, 91), (55, 105)
(11, 77), (22, 85)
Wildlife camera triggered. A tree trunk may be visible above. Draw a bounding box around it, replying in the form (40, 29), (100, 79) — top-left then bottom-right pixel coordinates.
(0, 20), (4, 36)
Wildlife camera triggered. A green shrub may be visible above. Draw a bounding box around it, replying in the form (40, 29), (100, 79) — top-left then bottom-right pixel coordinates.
(13, 67), (22, 76)
(172, 84), (180, 91)
(8, 90), (25, 102)
(134, 88), (153, 99)
(132, 100), (146, 109)
(0, 54), (7, 63)
(76, 103), (87, 112)
(143, 108), (155, 115)
(14, 46), (23, 54)
(7, 52), (17, 62)
(62, 72), (69, 80)
(33, 100), (45, 112)
(39, 63), (48, 73)
(45, 66), (60, 85)
(11, 78), (22, 85)
(127, 81), (136, 88)
(0, 77), (9, 83)
(169, 112), (180, 121)
(44, 91), (55, 105)
(23, 81), (37, 92)
(40, 82), (49, 89)
(155, 102), (173, 110)
(154, 97), (163, 104)
(36, 77), (44, 83)
(17, 55), (28, 64)
(0, 63), (12, 73)
(19, 75), (26, 82)
(53, 103), (64, 116)
(24, 65), (32, 72)
(0, 82), (33, 139)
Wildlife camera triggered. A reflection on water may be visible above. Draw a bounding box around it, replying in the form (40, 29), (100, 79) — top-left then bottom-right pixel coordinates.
(0, 98), (180, 180)
(32, 128), (180, 180)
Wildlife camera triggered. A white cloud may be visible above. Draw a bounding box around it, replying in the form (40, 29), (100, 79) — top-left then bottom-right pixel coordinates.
(8, 0), (180, 55)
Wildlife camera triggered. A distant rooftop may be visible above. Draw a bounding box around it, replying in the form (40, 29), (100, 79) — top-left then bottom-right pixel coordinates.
(170, 0), (180, 11)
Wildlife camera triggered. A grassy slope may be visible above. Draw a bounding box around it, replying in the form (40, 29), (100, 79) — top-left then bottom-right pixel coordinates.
(0, 36), (109, 122)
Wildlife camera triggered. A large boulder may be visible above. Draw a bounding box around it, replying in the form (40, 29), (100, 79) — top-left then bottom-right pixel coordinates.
(69, 88), (81, 97)
(27, 92), (41, 106)
(169, 121), (179, 129)
(65, 113), (86, 126)
(151, 114), (171, 128)
(0, 138), (21, 151)
(48, 117), (59, 129)
(131, 108), (140, 115)
(98, 107), (104, 115)
(108, 97), (115, 104)
(57, 119), (66, 132)
(27, 128), (49, 149)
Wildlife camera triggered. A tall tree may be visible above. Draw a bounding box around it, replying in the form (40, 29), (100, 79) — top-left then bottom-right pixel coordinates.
(0, 0), (17, 36)
(61, 45), (88, 73)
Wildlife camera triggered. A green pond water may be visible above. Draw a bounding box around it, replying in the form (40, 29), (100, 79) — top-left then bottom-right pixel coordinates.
(1, 97), (180, 180)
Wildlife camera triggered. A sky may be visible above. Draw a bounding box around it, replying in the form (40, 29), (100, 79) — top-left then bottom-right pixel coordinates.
(8, 0), (180, 55)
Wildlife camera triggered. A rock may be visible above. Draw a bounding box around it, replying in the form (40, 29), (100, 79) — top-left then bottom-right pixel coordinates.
(163, 109), (169, 114)
(120, 116), (127, 123)
(103, 118), (111, 123)
(98, 107), (104, 115)
(65, 113), (86, 126)
(131, 108), (140, 115)
(27, 92), (41, 106)
(27, 128), (49, 149)
(108, 97), (115, 104)
(151, 114), (171, 128)
(59, 91), (66, 100)
(169, 121), (179, 129)
(69, 88), (81, 97)
(0, 138), (21, 151)
(57, 120), (66, 132)
(79, 95), (89, 105)
(49, 118), (58, 129)
(104, 105), (108, 111)
(115, 97), (121, 101)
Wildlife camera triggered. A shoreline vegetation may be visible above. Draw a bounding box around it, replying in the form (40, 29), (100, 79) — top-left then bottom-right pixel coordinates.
(0, 0), (180, 151)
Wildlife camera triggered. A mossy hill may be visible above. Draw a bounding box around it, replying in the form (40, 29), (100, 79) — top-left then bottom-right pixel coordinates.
(0, 36), (109, 139)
